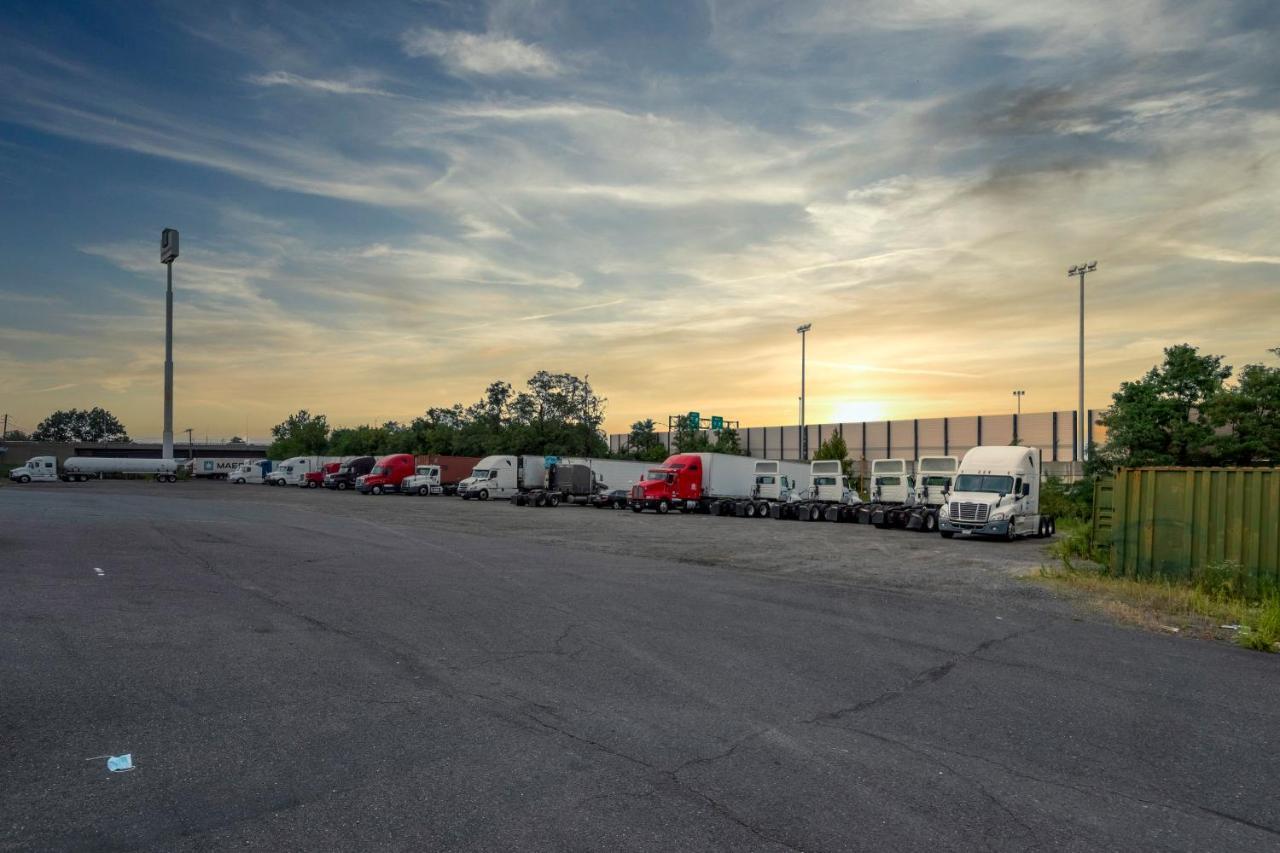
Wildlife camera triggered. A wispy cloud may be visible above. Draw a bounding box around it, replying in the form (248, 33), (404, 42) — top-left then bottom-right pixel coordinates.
(246, 71), (391, 97)
(402, 28), (561, 77)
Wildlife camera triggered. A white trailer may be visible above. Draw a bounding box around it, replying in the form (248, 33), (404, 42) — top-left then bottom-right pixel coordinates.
(265, 456), (341, 487)
(577, 458), (652, 492)
(185, 457), (250, 480)
(8, 455), (180, 483)
(938, 446), (1055, 540)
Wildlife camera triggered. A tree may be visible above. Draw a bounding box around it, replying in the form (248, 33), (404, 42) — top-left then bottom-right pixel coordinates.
(228, 436), (246, 444)
(1097, 344), (1231, 468)
(711, 427), (743, 455)
(1206, 347), (1280, 466)
(623, 418), (669, 461)
(3, 429), (30, 441)
(268, 410), (329, 459)
(673, 422), (711, 453)
(32, 408), (130, 442)
(813, 431), (852, 475)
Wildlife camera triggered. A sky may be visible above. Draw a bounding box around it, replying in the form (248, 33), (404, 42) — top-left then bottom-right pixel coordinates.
(1, 0), (1278, 441)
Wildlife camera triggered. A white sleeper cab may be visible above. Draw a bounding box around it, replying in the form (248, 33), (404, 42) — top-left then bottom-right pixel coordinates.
(938, 446), (1056, 540)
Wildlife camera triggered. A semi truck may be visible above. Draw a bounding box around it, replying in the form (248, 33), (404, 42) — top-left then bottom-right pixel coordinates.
(511, 461), (597, 507)
(901, 456), (960, 532)
(724, 459), (809, 518)
(938, 446), (1056, 540)
(852, 458), (916, 525)
(8, 455), (180, 483)
(186, 458), (250, 480)
(629, 452), (761, 514)
(302, 462), (342, 489)
(356, 453), (416, 494)
(772, 459), (864, 522)
(229, 459), (273, 484)
(411, 454), (480, 495)
(458, 455), (548, 500)
(323, 456), (375, 490)
(400, 464), (448, 496)
(265, 456), (342, 487)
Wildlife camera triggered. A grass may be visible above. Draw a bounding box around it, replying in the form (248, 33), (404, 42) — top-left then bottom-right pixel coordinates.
(1037, 556), (1280, 653)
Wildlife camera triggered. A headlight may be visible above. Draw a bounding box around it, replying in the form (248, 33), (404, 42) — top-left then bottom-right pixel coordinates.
(989, 508), (1009, 521)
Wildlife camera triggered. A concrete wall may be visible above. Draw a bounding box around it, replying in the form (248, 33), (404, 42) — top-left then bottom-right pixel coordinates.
(0, 441), (268, 468)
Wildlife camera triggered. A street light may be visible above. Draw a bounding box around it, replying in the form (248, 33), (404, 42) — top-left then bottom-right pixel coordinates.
(161, 228), (180, 461)
(796, 324), (811, 459)
(1066, 261), (1097, 462)
(1012, 389), (1025, 417)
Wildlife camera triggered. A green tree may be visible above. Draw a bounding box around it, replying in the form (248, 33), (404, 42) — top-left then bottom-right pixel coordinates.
(1097, 344), (1231, 468)
(624, 418), (666, 459)
(268, 410), (329, 459)
(32, 407), (130, 442)
(672, 422), (711, 453)
(227, 436), (246, 444)
(711, 427), (743, 455)
(1206, 347), (1280, 465)
(813, 431), (851, 475)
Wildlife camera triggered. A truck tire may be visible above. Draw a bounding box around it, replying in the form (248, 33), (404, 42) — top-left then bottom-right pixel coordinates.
(809, 505), (822, 522)
(1048, 516), (1056, 535)
(478, 489), (489, 501)
(549, 494), (561, 507)
(18, 474), (30, 483)
(235, 477), (245, 484)
(742, 502), (756, 518)
(337, 481), (348, 491)
(1005, 518), (1017, 542)
(308, 481), (318, 489)
(372, 485), (384, 495)
(941, 531), (955, 539)
(923, 512), (938, 533)
(417, 485), (429, 496)
(631, 505), (643, 513)
(657, 500), (669, 514)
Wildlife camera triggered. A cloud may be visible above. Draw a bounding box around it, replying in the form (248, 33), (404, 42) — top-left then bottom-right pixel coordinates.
(246, 71), (390, 96)
(402, 28), (561, 77)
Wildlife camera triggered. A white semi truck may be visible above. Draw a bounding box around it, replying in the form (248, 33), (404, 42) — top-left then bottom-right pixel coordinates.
(8, 455), (181, 483)
(778, 459), (865, 522)
(902, 456), (960, 532)
(733, 459), (809, 518)
(400, 465), (446, 496)
(853, 458), (915, 525)
(264, 456), (341, 487)
(229, 459), (273, 484)
(938, 446), (1056, 540)
(458, 455), (548, 500)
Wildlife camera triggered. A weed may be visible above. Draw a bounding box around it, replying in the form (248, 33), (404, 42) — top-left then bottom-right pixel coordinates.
(1046, 518), (1103, 570)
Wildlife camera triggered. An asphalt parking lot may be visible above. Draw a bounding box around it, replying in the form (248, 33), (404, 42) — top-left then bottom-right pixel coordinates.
(3, 481), (1278, 851)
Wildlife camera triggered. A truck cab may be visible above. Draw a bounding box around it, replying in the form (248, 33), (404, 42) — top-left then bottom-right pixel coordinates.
(939, 446), (1053, 540)
(8, 455), (59, 483)
(870, 458), (915, 505)
(230, 459), (272, 484)
(401, 465), (443, 496)
(324, 456), (374, 490)
(303, 462), (342, 489)
(630, 455), (697, 513)
(357, 454), (416, 495)
(914, 456), (959, 508)
(458, 455), (545, 500)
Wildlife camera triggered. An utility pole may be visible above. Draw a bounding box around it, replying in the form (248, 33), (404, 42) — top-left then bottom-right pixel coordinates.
(184, 427), (194, 460)
(796, 323), (811, 460)
(1066, 261), (1097, 462)
(1, 413), (7, 440)
(161, 229), (180, 461)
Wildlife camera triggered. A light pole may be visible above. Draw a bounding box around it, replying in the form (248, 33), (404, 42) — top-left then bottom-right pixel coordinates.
(161, 228), (180, 461)
(1066, 261), (1097, 462)
(796, 324), (811, 459)
(1012, 389), (1025, 417)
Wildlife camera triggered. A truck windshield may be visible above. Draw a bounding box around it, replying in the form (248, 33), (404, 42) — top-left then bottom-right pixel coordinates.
(470, 469), (488, 479)
(756, 476), (776, 485)
(923, 476), (951, 486)
(645, 471), (672, 483)
(954, 474), (1014, 493)
(370, 466), (387, 475)
(814, 476), (837, 486)
(876, 476), (900, 485)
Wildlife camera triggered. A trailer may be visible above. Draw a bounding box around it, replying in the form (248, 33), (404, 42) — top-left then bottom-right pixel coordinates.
(265, 456), (342, 487)
(186, 457), (251, 480)
(629, 452), (761, 514)
(938, 446), (1055, 540)
(772, 459), (863, 521)
(8, 455), (180, 483)
(411, 454), (481, 495)
(458, 455), (547, 500)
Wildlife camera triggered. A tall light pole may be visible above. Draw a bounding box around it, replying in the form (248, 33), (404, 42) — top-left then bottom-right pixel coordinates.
(1012, 389), (1025, 417)
(796, 324), (811, 459)
(1067, 261), (1097, 462)
(161, 229), (179, 461)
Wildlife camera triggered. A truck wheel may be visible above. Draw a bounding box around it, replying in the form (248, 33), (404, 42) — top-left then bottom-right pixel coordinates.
(478, 489), (489, 501)
(549, 494), (561, 507)
(657, 500), (669, 514)
(923, 512), (938, 533)
(308, 481), (317, 489)
(337, 481), (348, 491)
(742, 502), (755, 518)
(631, 505), (643, 513)
(417, 485), (429, 496)
(1048, 516), (1056, 536)
(235, 477), (245, 484)
(372, 485), (384, 495)
(19, 474), (31, 483)
(809, 505), (822, 522)
(1005, 518), (1017, 542)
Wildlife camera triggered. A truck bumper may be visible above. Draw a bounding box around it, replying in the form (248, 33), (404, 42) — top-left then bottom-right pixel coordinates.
(939, 518), (1010, 537)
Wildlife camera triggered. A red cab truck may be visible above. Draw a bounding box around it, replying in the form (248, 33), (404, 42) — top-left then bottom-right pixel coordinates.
(357, 453), (416, 495)
(302, 462), (342, 489)
(630, 452), (760, 514)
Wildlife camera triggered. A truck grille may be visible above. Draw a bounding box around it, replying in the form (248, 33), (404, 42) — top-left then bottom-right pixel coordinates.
(950, 502), (989, 523)
(631, 485), (643, 500)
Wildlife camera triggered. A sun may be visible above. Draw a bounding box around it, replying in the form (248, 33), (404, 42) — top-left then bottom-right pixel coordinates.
(830, 401), (888, 424)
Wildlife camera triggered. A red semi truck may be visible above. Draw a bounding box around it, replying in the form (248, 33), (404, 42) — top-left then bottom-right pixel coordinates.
(302, 462), (342, 489)
(357, 453), (417, 495)
(630, 452), (760, 514)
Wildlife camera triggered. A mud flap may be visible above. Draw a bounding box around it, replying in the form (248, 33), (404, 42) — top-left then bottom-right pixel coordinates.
(905, 509), (924, 530)
(824, 505), (841, 522)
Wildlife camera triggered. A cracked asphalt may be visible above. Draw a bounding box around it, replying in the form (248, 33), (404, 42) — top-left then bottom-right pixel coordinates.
(2, 481), (1278, 851)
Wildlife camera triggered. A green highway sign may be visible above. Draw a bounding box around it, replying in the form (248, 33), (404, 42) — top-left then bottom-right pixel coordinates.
(710, 415), (723, 430)
(686, 411), (701, 428)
